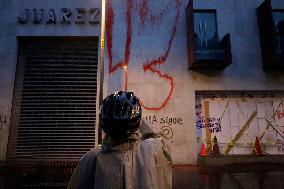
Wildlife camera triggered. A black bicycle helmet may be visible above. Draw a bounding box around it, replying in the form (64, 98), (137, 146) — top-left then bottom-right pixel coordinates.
(99, 91), (142, 139)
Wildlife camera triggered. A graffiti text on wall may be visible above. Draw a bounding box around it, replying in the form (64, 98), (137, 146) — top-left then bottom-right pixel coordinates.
(137, 0), (175, 25)
(196, 117), (221, 133)
(196, 93), (284, 155)
(195, 103), (222, 133)
(0, 115), (6, 129)
(144, 115), (183, 126)
(144, 115), (183, 138)
(106, 0), (183, 111)
(277, 139), (284, 153)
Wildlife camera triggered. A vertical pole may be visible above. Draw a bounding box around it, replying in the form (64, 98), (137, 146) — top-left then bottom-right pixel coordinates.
(100, 0), (106, 102)
(97, 0), (106, 145)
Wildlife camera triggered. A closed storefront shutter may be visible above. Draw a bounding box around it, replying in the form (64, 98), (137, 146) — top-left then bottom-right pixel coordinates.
(7, 37), (98, 160)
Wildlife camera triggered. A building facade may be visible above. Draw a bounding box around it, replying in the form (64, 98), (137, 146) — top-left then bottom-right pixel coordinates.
(0, 0), (284, 168)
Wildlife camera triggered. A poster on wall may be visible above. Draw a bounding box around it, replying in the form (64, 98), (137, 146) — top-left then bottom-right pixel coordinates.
(196, 92), (284, 155)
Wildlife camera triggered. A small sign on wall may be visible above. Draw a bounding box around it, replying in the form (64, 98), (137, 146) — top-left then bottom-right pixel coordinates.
(17, 8), (100, 25)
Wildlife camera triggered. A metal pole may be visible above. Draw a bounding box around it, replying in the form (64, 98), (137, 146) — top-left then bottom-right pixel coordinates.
(100, 0), (106, 101)
(97, 0), (106, 144)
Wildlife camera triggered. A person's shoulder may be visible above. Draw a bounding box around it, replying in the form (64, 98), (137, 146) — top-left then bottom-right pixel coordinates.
(140, 136), (172, 162)
(80, 146), (102, 161)
(140, 136), (169, 150)
(141, 133), (168, 145)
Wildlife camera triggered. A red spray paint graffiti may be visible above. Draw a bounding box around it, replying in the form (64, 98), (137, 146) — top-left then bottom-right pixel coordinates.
(106, 4), (114, 71)
(106, 0), (133, 91)
(138, 0), (148, 25)
(141, 0), (182, 110)
(137, 0), (174, 25)
(106, 0), (183, 111)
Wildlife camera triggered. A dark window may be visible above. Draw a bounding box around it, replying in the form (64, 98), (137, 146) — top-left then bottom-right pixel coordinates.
(273, 11), (284, 54)
(257, 0), (284, 68)
(194, 11), (218, 51)
(186, 0), (232, 70)
(7, 37), (98, 160)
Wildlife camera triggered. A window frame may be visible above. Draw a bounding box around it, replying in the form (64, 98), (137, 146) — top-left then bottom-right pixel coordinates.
(257, 0), (284, 69)
(186, 0), (232, 70)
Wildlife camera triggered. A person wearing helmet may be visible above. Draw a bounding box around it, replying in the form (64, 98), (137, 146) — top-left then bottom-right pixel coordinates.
(67, 91), (172, 189)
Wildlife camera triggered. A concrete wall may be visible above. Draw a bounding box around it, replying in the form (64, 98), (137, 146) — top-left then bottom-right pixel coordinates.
(105, 0), (284, 164)
(0, 0), (102, 160)
(1, 0), (284, 165)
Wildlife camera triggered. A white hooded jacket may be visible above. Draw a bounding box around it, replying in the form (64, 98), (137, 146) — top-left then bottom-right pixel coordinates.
(67, 123), (172, 189)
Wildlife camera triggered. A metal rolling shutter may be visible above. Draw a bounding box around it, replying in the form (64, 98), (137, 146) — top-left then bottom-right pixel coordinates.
(8, 37), (98, 160)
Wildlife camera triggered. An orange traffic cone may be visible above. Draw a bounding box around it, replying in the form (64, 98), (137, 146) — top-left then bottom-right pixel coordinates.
(253, 136), (262, 156)
(200, 143), (207, 156)
(212, 136), (220, 155)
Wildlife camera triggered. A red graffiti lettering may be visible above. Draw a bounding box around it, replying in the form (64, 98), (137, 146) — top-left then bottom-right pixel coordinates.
(106, 0), (183, 111)
(106, 0), (133, 91)
(141, 0), (182, 110)
(138, 0), (148, 25)
(137, 0), (172, 25)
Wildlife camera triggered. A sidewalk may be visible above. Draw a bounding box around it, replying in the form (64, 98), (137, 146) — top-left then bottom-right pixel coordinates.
(1, 161), (284, 188)
(173, 163), (284, 189)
